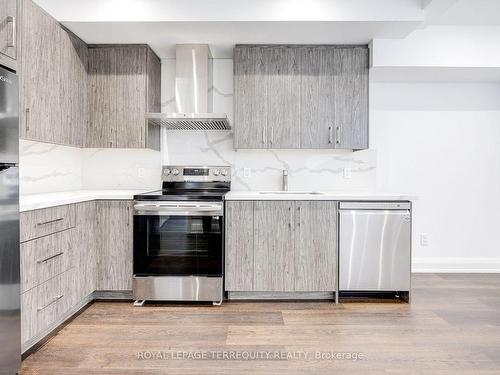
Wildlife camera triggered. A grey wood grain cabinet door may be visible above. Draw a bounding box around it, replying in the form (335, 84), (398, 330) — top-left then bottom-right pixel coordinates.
(96, 200), (133, 291)
(254, 201), (295, 291)
(225, 201), (254, 291)
(146, 47), (162, 150)
(74, 202), (97, 300)
(20, 0), (61, 142)
(115, 46), (147, 148)
(60, 30), (88, 147)
(0, 0), (17, 61)
(267, 46), (301, 149)
(233, 46), (268, 148)
(334, 47), (369, 150)
(88, 47), (117, 147)
(300, 47), (336, 148)
(294, 201), (337, 291)
(88, 45), (160, 149)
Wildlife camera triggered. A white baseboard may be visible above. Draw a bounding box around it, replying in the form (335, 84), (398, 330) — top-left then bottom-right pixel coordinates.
(412, 257), (500, 273)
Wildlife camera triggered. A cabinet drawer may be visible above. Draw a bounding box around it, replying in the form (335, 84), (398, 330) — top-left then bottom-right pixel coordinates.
(21, 229), (75, 293)
(21, 204), (76, 242)
(21, 270), (73, 344)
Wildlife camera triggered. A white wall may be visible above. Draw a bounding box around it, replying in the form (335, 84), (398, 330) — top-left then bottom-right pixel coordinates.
(371, 82), (500, 272)
(372, 26), (500, 68)
(370, 26), (500, 82)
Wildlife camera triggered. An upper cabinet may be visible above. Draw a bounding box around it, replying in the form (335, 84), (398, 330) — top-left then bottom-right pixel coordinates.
(19, 0), (88, 146)
(234, 45), (369, 150)
(267, 46), (301, 149)
(87, 45), (161, 149)
(18, 0), (161, 149)
(299, 46), (336, 148)
(233, 46), (267, 148)
(334, 47), (369, 150)
(60, 28), (88, 146)
(20, 0), (62, 142)
(0, 0), (18, 70)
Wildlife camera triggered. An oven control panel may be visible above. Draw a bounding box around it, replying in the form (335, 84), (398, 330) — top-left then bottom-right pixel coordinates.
(162, 166), (231, 182)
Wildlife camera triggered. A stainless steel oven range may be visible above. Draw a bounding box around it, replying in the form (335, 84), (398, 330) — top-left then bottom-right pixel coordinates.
(133, 166), (231, 305)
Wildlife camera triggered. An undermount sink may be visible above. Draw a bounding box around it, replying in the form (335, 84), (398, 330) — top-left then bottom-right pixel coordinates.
(258, 191), (324, 195)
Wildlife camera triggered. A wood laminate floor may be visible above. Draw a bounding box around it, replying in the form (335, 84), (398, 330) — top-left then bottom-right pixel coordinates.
(20, 274), (500, 375)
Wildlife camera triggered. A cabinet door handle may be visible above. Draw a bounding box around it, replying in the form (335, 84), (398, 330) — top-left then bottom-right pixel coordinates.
(37, 294), (63, 312)
(297, 206), (301, 227)
(37, 251), (65, 264)
(270, 126), (274, 145)
(328, 126), (333, 144)
(7, 16), (15, 48)
(288, 206), (292, 229)
(335, 125), (341, 145)
(25, 108), (30, 132)
(36, 217), (64, 226)
(262, 127), (266, 144)
(127, 206), (130, 227)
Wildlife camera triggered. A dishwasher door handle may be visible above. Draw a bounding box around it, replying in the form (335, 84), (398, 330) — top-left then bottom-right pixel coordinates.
(339, 201), (411, 210)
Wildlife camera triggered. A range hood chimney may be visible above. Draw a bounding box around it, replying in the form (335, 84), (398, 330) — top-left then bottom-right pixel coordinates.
(146, 44), (231, 130)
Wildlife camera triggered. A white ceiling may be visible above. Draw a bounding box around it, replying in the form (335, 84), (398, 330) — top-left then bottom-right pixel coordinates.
(65, 21), (421, 59)
(33, 0), (424, 22)
(32, 0), (500, 58)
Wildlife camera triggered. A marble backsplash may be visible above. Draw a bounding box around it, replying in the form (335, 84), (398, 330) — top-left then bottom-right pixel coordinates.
(19, 140), (82, 194)
(81, 148), (161, 191)
(164, 130), (376, 191)
(161, 57), (377, 191)
(19, 140), (161, 195)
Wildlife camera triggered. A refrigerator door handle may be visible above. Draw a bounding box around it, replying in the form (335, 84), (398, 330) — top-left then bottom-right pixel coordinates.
(0, 165), (14, 173)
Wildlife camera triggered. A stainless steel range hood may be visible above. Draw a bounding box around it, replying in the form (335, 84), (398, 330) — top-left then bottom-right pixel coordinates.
(146, 44), (231, 130)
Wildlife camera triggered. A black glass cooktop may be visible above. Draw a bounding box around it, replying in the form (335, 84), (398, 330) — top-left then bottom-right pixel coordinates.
(134, 190), (228, 201)
(135, 181), (231, 201)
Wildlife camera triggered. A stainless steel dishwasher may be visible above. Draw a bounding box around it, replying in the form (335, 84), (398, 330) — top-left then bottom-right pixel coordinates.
(338, 201), (411, 300)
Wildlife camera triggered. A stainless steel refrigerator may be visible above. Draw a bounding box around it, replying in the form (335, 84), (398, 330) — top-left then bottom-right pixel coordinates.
(0, 65), (21, 374)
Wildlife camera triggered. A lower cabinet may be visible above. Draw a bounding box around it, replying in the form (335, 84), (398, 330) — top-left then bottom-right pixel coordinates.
(225, 200), (337, 293)
(254, 201), (295, 291)
(20, 199), (133, 350)
(225, 201), (254, 291)
(20, 228), (75, 293)
(74, 202), (97, 301)
(294, 201), (337, 291)
(96, 200), (133, 291)
(21, 270), (74, 345)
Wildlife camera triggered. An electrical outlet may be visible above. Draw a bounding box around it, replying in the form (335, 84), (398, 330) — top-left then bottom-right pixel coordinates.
(243, 168), (251, 178)
(138, 168), (145, 178)
(343, 167), (352, 179)
(420, 233), (429, 246)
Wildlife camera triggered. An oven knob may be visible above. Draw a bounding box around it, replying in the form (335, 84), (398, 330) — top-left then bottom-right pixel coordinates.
(172, 168), (179, 176)
(213, 169), (220, 176)
(221, 169), (228, 176)
(164, 168), (171, 175)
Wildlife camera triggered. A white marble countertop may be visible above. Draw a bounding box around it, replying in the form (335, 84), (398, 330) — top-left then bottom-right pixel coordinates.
(20, 190), (153, 212)
(224, 191), (417, 201)
(21, 190), (416, 211)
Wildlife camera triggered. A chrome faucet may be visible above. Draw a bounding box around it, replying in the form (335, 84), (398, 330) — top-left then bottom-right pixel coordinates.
(282, 170), (289, 191)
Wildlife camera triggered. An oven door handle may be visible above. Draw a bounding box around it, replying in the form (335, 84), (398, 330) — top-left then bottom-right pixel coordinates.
(134, 202), (224, 216)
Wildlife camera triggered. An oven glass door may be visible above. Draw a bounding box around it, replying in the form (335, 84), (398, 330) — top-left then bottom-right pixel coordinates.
(134, 206), (223, 276)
